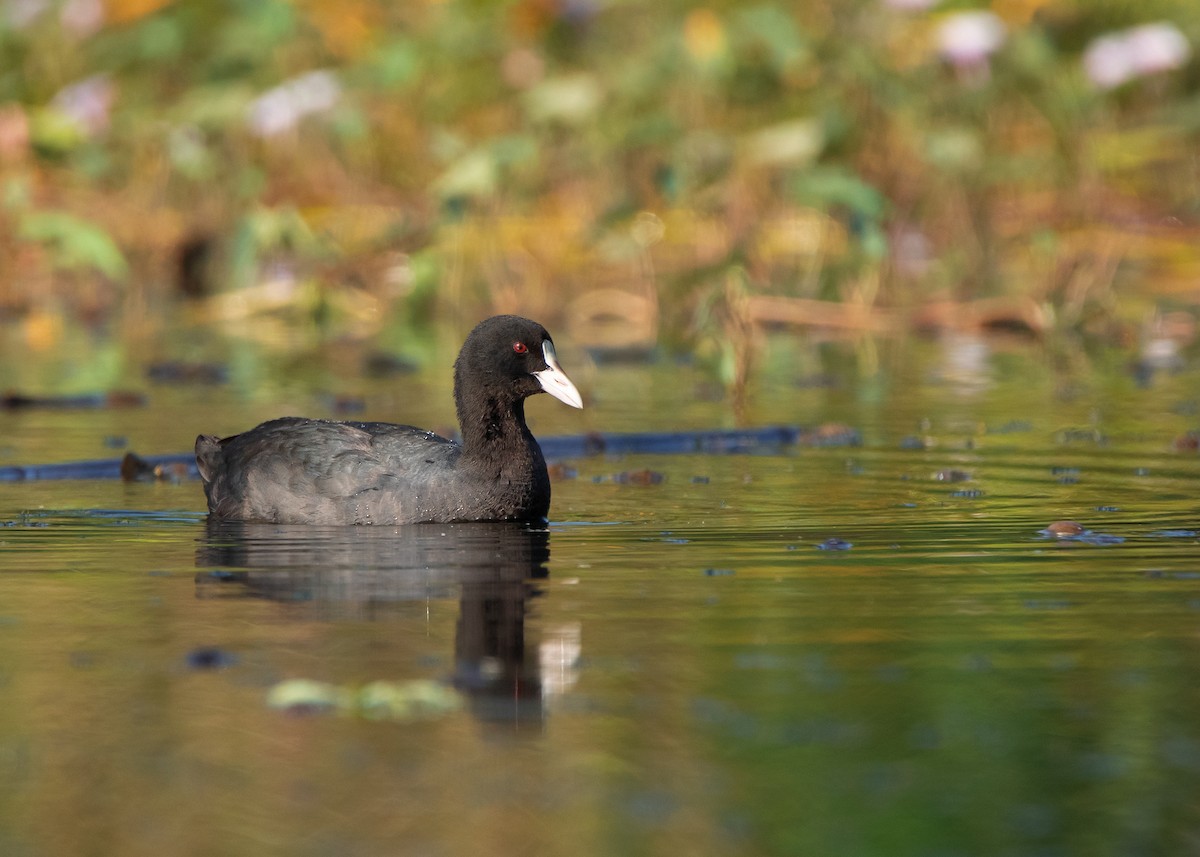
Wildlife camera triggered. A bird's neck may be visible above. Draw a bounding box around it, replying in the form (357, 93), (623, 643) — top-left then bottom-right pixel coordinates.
(458, 395), (535, 462)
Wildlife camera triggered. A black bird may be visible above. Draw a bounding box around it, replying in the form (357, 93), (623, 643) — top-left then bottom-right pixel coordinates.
(195, 315), (583, 525)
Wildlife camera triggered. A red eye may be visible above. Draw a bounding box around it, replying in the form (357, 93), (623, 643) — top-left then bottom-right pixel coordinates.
(513, 342), (528, 354)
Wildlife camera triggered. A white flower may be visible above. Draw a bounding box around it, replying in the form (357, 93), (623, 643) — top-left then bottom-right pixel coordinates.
(936, 11), (1007, 68)
(247, 70), (341, 138)
(1126, 22), (1191, 75)
(1083, 22), (1191, 89)
(1083, 34), (1136, 89)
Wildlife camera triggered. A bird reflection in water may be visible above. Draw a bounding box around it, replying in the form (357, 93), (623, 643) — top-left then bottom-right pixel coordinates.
(195, 520), (576, 726)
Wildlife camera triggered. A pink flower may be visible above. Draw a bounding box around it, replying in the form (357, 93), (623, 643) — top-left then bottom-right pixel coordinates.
(52, 75), (114, 136)
(936, 11), (1006, 69)
(1126, 23), (1191, 75)
(1083, 35), (1135, 89)
(1083, 22), (1191, 89)
(60, 0), (104, 37)
(247, 71), (341, 138)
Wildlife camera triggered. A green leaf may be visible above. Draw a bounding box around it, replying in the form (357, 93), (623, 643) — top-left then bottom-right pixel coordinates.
(365, 39), (421, 90)
(17, 211), (129, 281)
(28, 107), (88, 157)
(733, 5), (810, 73)
(790, 168), (886, 221)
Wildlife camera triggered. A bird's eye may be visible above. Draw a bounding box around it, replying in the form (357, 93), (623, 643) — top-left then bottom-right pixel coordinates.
(513, 342), (528, 354)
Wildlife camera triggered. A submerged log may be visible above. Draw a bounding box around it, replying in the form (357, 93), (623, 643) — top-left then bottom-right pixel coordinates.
(0, 425), (847, 482)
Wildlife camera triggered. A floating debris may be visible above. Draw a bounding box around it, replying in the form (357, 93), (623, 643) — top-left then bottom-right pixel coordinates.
(797, 423), (862, 447)
(988, 420), (1033, 434)
(816, 538), (853, 551)
(1078, 533), (1125, 546)
(0, 453), (199, 482)
(364, 352), (419, 377)
(1, 517), (48, 528)
(328, 395), (366, 415)
(1172, 432), (1199, 452)
(267, 678), (461, 721)
(1051, 466), (1080, 484)
(185, 646), (238, 671)
(120, 452), (189, 484)
(359, 680), (462, 720)
(1146, 570), (1200, 580)
(614, 469), (665, 485)
(1, 391), (146, 410)
(1043, 520), (1085, 538)
(146, 361), (228, 385)
(547, 462), (578, 481)
(1056, 427), (1107, 445)
(267, 679), (349, 715)
(540, 426), (817, 458)
(1037, 521), (1125, 545)
(933, 469), (971, 482)
(704, 568), (736, 576)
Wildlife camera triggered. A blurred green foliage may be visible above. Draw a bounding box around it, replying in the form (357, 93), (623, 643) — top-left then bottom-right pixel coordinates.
(17, 210), (129, 280)
(0, 0), (1197, 358)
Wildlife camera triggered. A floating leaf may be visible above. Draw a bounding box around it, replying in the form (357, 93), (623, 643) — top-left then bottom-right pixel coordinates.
(359, 680), (462, 721)
(267, 679), (349, 714)
(268, 678), (461, 721)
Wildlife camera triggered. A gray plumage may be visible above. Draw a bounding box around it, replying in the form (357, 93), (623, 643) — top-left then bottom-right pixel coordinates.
(195, 316), (582, 525)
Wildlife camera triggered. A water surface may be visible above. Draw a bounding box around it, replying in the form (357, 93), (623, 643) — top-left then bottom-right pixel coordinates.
(0, 332), (1198, 856)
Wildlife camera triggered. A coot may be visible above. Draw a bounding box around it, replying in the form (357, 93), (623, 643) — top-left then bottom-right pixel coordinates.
(195, 315), (583, 525)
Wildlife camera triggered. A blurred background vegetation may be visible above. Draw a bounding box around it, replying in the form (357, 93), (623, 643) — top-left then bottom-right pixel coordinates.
(0, 0), (1197, 389)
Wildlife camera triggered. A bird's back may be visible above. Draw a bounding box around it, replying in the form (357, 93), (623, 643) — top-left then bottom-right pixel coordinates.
(197, 418), (463, 525)
(196, 417), (550, 525)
